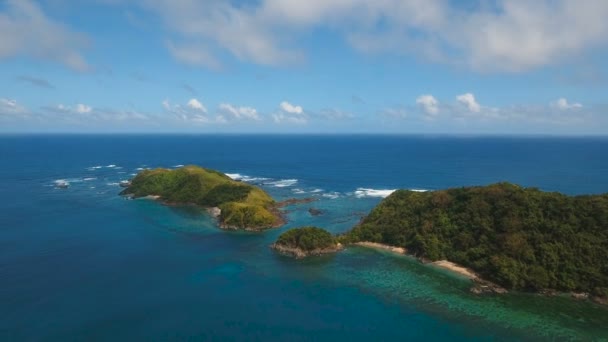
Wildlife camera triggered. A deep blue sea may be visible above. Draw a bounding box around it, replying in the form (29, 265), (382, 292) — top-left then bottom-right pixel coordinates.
(1, 135), (608, 341)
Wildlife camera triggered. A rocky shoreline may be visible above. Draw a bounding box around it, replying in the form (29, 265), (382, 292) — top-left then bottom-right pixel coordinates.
(270, 242), (344, 259)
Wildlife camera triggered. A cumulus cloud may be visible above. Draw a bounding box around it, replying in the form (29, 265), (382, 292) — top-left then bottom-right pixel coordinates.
(280, 101), (303, 114)
(131, 0), (608, 72)
(0, 0), (89, 71)
(273, 101), (307, 124)
(217, 103), (261, 121)
(416, 95), (439, 116)
(186, 98), (206, 112)
(552, 98), (583, 110)
(163, 98), (209, 123)
(456, 93), (481, 113)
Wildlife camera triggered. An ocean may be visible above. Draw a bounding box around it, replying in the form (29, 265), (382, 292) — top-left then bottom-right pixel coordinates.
(1, 135), (607, 341)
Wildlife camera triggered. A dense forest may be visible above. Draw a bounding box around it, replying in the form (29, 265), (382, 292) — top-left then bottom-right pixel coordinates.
(275, 227), (337, 252)
(344, 183), (608, 297)
(120, 165), (281, 230)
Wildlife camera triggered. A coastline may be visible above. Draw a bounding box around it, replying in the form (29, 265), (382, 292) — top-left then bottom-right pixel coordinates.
(270, 242), (343, 259)
(353, 241), (507, 294)
(431, 260), (479, 280)
(354, 241), (407, 255)
(125, 193), (286, 231)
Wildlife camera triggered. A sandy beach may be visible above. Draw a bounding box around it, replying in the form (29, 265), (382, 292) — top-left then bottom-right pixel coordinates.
(431, 260), (479, 280)
(354, 242), (480, 280)
(354, 241), (407, 255)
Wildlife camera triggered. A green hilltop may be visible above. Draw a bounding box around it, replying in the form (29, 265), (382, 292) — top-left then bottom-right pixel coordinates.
(271, 226), (342, 258)
(120, 165), (282, 230)
(344, 182), (608, 298)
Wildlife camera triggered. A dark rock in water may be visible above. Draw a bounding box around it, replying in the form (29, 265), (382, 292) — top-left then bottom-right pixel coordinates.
(308, 208), (324, 216)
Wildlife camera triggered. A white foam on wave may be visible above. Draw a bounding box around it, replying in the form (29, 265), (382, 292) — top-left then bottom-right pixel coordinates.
(322, 192), (341, 199)
(136, 167), (145, 171)
(107, 182), (119, 186)
(409, 189), (429, 193)
(106, 164), (117, 168)
(226, 173), (270, 183)
(266, 179), (298, 188)
(354, 188), (396, 198)
(173, 164), (184, 168)
(83, 177), (97, 181)
(292, 188), (306, 194)
(310, 189), (323, 193)
(226, 173), (243, 180)
(86, 166), (103, 171)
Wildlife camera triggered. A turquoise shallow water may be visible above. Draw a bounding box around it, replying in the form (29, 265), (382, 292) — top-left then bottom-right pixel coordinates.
(1, 135), (608, 340)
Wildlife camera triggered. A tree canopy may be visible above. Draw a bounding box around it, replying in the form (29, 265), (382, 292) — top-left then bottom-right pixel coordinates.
(345, 183), (608, 297)
(121, 165), (280, 230)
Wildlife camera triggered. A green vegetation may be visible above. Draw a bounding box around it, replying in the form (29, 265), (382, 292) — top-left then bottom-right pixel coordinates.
(120, 165), (281, 230)
(275, 226), (337, 252)
(344, 183), (608, 297)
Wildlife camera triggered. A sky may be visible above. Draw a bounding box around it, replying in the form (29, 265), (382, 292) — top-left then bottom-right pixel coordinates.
(1, 0), (608, 134)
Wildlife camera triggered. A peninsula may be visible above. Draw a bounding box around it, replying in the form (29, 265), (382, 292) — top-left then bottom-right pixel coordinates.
(120, 165), (283, 231)
(271, 226), (343, 258)
(343, 182), (608, 302)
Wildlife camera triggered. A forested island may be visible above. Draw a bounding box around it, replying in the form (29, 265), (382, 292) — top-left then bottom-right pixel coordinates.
(120, 165), (283, 230)
(121, 167), (608, 303)
(343, 182), (608, 302)
(271, 227), (343, 258)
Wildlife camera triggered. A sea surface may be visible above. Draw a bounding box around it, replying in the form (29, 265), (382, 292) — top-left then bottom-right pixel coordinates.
(1, 135), (608, 341)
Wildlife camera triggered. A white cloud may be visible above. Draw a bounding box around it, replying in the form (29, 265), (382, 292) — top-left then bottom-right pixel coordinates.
(163, 98), (209, 123)
(456, 93), (481, 113)
(131, 0), (608, 72)
(274, 101), (307, 124)
(217, 103), (260, 121)
(75, 104), (92, 114)
(416, 95), (439, 115)
(279, 101), (303, 114)
(0, 98), (28, 116)
(52, 103), (93, 115)
(0, 0), (89, 71)
(552, 98), (583, 110)
(187, 98), (207, 112)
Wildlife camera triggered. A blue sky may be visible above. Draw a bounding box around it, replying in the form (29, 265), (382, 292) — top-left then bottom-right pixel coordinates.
(1, 0), (607, 134)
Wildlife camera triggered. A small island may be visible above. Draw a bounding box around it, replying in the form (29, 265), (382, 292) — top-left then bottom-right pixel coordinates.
(271, 226), (343, 259)
(120, 165), (283, 231)
(343, 182), (608, 303)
